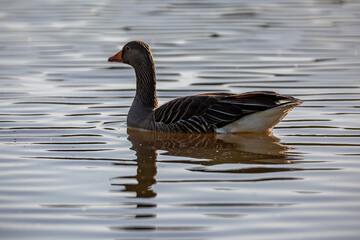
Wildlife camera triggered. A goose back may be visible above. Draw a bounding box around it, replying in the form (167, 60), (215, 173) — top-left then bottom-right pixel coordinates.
(146, 91), (301, 133)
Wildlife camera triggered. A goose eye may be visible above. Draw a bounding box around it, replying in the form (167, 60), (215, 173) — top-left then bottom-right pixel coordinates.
(125, 46), (130, 51)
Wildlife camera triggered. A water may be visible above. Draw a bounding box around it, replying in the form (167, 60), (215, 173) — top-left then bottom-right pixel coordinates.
(1, 0), (360, 239)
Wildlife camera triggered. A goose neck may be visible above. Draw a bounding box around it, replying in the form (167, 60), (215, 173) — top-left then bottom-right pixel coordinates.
(134, 61), (158, 108)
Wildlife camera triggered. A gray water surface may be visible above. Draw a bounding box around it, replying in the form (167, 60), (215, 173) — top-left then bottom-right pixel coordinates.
(1, 0), (360, 239)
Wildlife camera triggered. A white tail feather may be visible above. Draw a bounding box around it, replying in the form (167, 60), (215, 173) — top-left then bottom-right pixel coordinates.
(217, 102), (300, 133)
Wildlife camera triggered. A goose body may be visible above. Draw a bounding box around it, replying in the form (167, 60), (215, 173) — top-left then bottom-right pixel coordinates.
(108, 41), (302, 134)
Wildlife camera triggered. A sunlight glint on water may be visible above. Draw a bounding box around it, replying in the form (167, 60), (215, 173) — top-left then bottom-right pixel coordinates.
(0, 0), (360, 239)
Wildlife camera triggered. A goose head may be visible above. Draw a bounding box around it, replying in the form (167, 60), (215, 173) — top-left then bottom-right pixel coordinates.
(108, 41), (153, 68)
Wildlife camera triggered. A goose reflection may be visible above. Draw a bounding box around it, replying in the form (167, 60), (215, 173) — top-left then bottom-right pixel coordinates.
(113, 128), (294, 199)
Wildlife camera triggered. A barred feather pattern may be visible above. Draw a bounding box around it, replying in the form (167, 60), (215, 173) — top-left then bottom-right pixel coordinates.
(148, 91), (299, 133)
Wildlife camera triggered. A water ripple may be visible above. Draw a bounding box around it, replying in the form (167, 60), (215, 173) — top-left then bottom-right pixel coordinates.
(1, 0), (360, 239)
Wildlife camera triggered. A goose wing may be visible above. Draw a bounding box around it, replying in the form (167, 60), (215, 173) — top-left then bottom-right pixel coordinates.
(152, 91), (298, 133)
(154, 93), (231, 124)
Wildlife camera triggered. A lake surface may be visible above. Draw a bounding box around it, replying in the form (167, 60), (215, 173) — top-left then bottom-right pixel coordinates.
(1, 0), (360, 239)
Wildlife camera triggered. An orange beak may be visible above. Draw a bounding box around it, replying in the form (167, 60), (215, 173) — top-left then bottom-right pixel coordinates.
(108, 50), (123, 62)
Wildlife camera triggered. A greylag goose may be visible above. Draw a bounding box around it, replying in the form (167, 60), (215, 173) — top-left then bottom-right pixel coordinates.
(108, 41), (302, 134)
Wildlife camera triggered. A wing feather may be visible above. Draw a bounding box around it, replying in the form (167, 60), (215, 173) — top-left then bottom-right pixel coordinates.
(152, 91), (299, 133)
